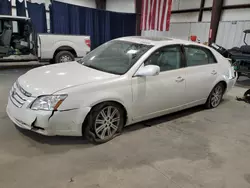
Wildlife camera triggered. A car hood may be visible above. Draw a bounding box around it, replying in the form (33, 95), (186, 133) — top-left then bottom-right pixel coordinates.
(18, 61), (119, 96)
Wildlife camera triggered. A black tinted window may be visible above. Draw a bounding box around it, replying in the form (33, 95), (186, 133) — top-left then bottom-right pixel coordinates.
(185, 46), (217, 67)
(145, 46), (182, 72)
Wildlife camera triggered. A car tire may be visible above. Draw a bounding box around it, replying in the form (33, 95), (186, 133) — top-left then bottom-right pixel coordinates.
(83, 102), (125, 144)
(54, 51), (74, 63)
(205, 83), (225, 109)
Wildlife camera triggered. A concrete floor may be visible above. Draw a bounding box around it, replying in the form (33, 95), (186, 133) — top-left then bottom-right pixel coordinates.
(1, 65), (250, 188)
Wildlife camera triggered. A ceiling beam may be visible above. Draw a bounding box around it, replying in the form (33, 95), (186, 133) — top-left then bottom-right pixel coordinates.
(95, 0), (106, 10)
(171, 3), (250, 14)
(209, 0), (224, 44)
(198, 0), (205, 22)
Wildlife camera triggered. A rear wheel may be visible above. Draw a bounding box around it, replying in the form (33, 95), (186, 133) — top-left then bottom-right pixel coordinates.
(205, 83), (225, 109)
(83, 102), (125, 144)
(54, 51), (74, 63)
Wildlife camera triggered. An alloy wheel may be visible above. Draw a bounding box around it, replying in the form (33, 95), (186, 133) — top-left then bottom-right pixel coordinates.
(94, 106), (121, 140)
(211, 85), (223, 107)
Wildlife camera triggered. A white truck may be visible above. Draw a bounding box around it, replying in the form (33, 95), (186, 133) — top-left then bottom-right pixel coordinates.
(0, 15), (90, 63)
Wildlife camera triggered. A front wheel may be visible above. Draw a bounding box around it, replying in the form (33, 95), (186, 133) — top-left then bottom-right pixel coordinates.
(83, 102), (125, 144)
(205, 83), (225, 109)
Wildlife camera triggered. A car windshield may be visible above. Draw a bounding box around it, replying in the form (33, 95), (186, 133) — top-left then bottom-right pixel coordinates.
(78, 40), (153, 75)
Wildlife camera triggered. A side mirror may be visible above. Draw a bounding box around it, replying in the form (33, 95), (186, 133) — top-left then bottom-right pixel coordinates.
(135, 65), (160, 77)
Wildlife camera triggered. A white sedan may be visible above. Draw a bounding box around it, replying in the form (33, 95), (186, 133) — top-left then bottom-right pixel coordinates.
(6, 37), (237, 143)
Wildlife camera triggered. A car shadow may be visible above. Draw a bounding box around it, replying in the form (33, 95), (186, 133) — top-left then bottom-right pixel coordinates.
(15, 101), (230, 146)
(123, 105), (205, 134)
(236, 76), (250, 88)
(15, 125), (89, 146)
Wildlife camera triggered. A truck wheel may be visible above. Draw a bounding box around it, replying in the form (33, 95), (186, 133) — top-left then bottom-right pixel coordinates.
(55, 51), (74, 63)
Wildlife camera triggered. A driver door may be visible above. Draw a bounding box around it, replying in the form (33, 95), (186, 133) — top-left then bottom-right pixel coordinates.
(131, 45), (187, 121)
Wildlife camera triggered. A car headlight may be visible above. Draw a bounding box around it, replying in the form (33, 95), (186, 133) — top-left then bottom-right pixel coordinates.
(30, 95), (68, 111)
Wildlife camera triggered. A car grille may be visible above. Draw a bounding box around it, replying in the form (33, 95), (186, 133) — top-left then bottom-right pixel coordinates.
(10, 82), (32, 108)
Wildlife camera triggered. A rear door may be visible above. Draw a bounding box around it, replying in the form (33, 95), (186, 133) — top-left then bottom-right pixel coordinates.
(183, 45), (219, 104)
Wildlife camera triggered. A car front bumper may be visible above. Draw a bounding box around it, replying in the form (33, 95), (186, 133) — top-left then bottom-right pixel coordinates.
(6, 98), (91, 137)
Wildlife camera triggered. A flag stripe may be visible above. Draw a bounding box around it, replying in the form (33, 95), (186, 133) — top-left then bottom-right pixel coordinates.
(147, 0), (152, 30)
(158, 0), (164, 30)
(140, 0), (172, 31)
(162, 0), (168, 30)
(145, 0), (149, 30)
(165, 0), (172, 31)
(140, 0), (145, 30)
(156, 0), (161, 30)
(160, 0), (167, 31)
(150, 0), (157, 30)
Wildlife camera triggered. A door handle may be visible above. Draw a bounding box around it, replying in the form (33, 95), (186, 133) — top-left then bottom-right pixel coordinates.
(175, 76), (185, 83)
(211, 70), (217, 75)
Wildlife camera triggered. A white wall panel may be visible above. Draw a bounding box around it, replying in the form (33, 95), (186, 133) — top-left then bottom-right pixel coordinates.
(204, 0), (213, 7)
(171, 12), (199, 22)
(202, 11), (211, 22)
(221, 9), (250, 21)
(170, 23), (191, 40)
(143, 21), (250, 48)
(190, 22), (210, 43)
(224, 0), (250, 6)
(106, 0), (135, 13)
(216, 21), (250, 49)
(172, 0), (180, 10)
(142, 23), (191, 41)
(178, 0), (200, 9)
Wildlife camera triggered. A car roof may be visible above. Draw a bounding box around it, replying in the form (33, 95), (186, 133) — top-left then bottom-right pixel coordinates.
(116, 36), (207, 48)
(0, 15), (30, 20)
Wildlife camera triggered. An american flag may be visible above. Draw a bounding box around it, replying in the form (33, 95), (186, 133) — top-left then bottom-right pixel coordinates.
(141, 0), (173, 31)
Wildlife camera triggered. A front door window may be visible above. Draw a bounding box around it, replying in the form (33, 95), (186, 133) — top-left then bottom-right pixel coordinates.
(145, 45), (182, 72)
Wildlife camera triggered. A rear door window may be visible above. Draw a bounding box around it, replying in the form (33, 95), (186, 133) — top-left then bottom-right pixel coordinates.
(184, 46), (217, 67)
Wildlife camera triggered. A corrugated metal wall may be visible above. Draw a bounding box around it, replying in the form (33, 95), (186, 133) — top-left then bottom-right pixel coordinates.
(142, 20), (250, 49)
(142, 22), (210, 43)
(216, 21), (250, 49)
